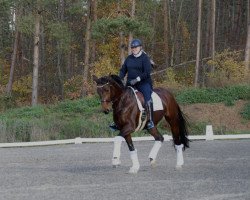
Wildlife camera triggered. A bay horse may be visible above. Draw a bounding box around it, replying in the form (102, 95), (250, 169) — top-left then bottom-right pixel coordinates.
(93, 74), (189, 173)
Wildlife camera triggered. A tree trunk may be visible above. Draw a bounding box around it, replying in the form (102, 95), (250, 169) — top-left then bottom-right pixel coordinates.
(195, 0), (202, 87)
(211, 0), (216, 72)
(40, 23), (49, 103)
(6, 7), (20, 95)
(150, 5), (157, 57)
(169, 0), (176, 66)
(170, 0), (183, 66)
(163, 0), (169, 67)
(128, 0), (135, 55)
(32, 9), (41, 106)
(245, 0), (250, 71)
(117, 0), (125, 65)
(205, 1), (211, 58)
(234, 0), (243, 47)
(82, 0), (92, 96)
(57, 0), (65, 100)
(91, 0), (97, 63)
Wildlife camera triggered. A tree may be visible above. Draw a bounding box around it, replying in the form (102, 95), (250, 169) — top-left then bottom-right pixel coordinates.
(128, 0), (135, 55)
(163, 0), (169, 67)
(6, 6), (21, 95)
(31, 4), (41, 106)
(82, 0), (92, 96)
(91, 0), (97, 63)
(169, 0), (184, 66)
(211, 0), (216, 69)
(245, 0), (250, 71)
(56, 0), (65, 100)
(117, 0), (126, 65)
(195, 0), (202, 87)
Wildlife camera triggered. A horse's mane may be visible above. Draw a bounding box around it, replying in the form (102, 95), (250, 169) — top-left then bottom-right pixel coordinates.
(109, 74), (125, 89)
(96, 76), (109, 85)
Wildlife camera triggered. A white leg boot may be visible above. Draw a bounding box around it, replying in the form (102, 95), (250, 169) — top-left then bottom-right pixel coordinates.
(112, 136), (123, 167)
(175, 144), (184, 168)
(148, 141), (162, 167)
(129, 149), (140, 174)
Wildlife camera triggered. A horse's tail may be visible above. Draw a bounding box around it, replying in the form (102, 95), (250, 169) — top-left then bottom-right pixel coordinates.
(177, 106), (190, 149)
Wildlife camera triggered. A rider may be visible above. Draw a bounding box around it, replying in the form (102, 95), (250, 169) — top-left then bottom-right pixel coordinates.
(110, 38), (154, 131)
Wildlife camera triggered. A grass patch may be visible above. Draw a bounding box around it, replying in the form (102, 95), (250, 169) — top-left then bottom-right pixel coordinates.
(0, 85), (249, 142)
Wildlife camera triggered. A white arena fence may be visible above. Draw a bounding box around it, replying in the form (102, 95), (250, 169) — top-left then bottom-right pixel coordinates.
(0, 125), (249, 148)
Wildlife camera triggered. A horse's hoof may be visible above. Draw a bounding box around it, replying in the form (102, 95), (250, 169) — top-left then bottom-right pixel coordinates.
(129, 167), (139, 174)
(112, 158), (121, 167)
(150, 159), (157, 168)
(175, 165), (183, 170)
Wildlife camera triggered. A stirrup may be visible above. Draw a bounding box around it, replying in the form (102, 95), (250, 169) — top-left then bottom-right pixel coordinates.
(109, 123), (119, 131)
(147, 121), (154, 130)
(141, 110), (146, 121)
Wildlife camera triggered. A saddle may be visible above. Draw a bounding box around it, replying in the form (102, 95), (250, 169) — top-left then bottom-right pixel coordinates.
(128, 86), (163, 131)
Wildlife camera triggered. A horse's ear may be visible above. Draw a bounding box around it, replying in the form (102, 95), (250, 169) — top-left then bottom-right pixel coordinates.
(92, 75), (98, 83)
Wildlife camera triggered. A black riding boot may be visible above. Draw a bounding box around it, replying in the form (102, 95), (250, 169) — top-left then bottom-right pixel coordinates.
(146, 100), (154, 129)
(109, 122), (119, 131)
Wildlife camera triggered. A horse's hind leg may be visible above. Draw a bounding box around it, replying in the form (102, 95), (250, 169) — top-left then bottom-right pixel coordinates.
(124, 133), (140, 174)
(148, 127), (164, 167)
(168, 119), (184, 168)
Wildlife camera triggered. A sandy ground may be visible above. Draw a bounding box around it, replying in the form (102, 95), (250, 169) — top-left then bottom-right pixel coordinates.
(0, 140), (250, 200)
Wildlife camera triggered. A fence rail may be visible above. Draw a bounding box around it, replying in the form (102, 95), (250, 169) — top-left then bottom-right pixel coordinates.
(1, 133), (250, 148)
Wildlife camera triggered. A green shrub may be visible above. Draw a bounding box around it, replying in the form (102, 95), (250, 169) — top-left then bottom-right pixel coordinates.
(0, 95), (16, 111)
(5, 119), (31, 142)
(241, 102), (250, 120)
(176, 84), (250, 105)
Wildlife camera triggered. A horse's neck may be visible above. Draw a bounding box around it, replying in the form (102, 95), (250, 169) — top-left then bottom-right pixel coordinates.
(111, 86), (123, 100)
(112, 88), (134, 110)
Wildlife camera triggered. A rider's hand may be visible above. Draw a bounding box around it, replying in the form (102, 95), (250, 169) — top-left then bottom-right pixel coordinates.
(129, 77), (141, 85)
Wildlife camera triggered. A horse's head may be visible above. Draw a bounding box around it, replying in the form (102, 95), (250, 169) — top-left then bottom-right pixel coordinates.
(93, 74), (124, 114)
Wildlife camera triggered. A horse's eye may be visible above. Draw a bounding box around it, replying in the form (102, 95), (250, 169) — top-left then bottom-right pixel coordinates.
(104, 88), (109, 92)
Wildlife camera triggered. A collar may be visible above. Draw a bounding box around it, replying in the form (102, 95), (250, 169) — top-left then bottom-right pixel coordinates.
(133, 50), (142, 58)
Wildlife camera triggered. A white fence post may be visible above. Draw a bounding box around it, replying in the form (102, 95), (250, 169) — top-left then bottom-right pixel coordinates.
(75, 137), (82, 144)
(206, 125), (214, 140)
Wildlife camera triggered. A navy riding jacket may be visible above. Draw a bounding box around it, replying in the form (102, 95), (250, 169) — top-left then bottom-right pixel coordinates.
(119, 51), (152, 87)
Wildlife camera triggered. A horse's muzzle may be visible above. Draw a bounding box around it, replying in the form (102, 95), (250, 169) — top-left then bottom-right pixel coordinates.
(103, 109), (109, 114)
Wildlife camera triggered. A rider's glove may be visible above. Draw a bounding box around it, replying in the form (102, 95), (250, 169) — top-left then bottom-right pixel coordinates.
(129, 77), (141, 85)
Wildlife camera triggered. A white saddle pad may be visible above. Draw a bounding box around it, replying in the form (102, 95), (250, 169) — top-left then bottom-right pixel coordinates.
(151, 91), (163, 111)
(128, 87), (163, 111)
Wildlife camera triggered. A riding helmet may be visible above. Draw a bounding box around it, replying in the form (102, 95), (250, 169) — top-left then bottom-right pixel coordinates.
(130, 39), (142, 48)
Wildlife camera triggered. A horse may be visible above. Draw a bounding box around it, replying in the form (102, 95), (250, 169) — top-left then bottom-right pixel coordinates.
(93, 74), (189, 173)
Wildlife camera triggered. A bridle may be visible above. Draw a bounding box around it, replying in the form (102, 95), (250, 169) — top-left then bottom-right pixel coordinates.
(96, 82), (112, 103)
(96, 81), (120, 104)
(96, 82), (109, 88)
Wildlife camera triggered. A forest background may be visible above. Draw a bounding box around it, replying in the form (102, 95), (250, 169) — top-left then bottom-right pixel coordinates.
(0, 0), (250, 142)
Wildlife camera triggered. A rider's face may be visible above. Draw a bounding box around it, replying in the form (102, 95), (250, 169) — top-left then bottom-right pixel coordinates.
(131, 46), (141, 55)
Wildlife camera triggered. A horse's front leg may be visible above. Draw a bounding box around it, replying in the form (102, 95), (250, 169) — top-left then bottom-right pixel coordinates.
(148, 127), (164, 167)
(112, 135), (124, 167)
(124, 133), (140, 174)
